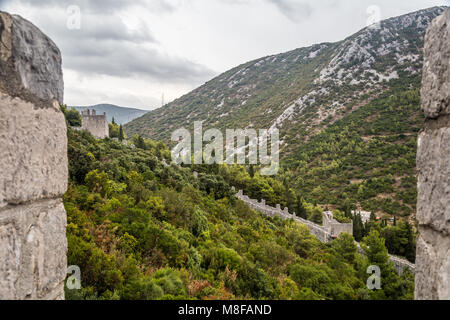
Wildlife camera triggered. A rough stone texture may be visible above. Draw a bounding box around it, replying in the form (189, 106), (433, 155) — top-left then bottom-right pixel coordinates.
(415, 8), (450, 300)
(0, 11), (67, 300)
(0, 200), (67, 299)
(0, 93), (68, 208)
(0, 12), (64, 104)
(415, 228), (450, 299)
(416, 126), (450, 235)
(78, 109), (109, 139)
(421, 9), (450, 118)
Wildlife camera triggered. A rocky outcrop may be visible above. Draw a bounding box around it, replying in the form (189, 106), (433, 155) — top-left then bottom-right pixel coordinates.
(415, 8), (450, 300)
(0, 12), (67, 300)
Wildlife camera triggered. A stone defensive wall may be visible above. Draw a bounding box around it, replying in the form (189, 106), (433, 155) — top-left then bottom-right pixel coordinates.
(78, 109), (109, 139)
(236, 190), (415, 274)
(323, 211), (353, 238)
(0, 11), (67, 299)
(236, 190), (332, 242)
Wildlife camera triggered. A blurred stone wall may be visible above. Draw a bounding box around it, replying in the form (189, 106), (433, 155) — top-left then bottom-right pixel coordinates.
(0, 11), (67, 300)
(415, 8), (450, 300)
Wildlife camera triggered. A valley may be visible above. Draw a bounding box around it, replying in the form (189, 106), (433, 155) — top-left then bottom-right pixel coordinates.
(1, 2), (448, 302)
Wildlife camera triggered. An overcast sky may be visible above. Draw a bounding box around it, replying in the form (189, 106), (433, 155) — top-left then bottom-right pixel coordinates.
(1, 0), (448, 110)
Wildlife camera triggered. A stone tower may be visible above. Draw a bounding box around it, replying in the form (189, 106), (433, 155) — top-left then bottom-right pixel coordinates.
(415, 8), (450, 300)
(0, 12), (67, 299)
(80, 109), (109, 139)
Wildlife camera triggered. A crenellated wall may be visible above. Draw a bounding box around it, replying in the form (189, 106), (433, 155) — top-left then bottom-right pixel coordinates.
(78, 109), (109, 139)
(323, 211), (353, 238)
(0, 11), (67, 300)
(235, 190), (333, 242)
(236, 190), (415, 274)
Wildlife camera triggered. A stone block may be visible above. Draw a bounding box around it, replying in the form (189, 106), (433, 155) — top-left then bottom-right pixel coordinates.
(416, 125), (450, 234)
(0, 199), (67, 299)
(421, 9), (450, 118)
(0, 12), (64, 103)
(415, 8), (450, 300)
(0, 94), (68, 208)
(0, 11), (67, 300)
(415, 227), (450, 299)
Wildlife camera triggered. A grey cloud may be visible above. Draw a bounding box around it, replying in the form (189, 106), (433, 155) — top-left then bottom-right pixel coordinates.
(220, 0), (252, 5)
(63, 39), (216, 83)
(55, 13), (155, 43)
(221, 0), (314, 22)
(4, 0), (178, 14)
(267, 0), (313, 22)
(5, 1), (214, 84)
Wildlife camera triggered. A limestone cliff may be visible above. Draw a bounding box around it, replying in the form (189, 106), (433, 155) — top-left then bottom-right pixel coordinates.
(415, 8), (450, 300)
(0, 11), (67, 300)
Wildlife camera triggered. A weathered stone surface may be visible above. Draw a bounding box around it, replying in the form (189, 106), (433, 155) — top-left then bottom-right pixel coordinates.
(421, 9), (450, 118)
(415, 8), (450, 300)
(0, 200), (67, 300)
(0, 11), (67, 300)
(0, 12), (64, 104)
(0, 93), (68, 208)
(78, 109), (109, 139)
(11, 14), (64, 103)
(416, 126), (450, 235)
(415, 227), (450, 299)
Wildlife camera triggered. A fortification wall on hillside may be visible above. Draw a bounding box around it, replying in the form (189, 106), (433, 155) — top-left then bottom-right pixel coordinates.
(415, 8), (450, 300)
(80, 109), (109, 139)
(236, 190), (415, 274)
(0, 11), (67, 300)
(323, 211), (353, 237)
(236, 190), (333, 242)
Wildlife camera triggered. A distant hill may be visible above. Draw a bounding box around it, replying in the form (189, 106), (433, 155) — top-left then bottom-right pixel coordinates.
(72, 104), (148, 125)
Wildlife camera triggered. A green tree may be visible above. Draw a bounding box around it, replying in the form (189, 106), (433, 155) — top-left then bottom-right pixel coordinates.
(284, 188), (296, 213)
(248, 164), (255, 178)
(61, 104), (82, 127)
(295, 196), (307, 219)
(331, 232), (357, 265)
(404, 221), (416, 263)
(109, 123), (120, 138)
(333, 209), (351, 223)
(135, 135), (146, 149)
(361, 230), (389, 268)
(119, 125), (125, 141)
(308, 206), (323, 224)
(352, 213), (365, 242)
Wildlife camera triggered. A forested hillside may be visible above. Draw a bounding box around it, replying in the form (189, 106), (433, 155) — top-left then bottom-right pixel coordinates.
(123, 7), (445, 220)
(60, 6), (445, 301)
(282, 86), (422, 219)
(64, 127), (414, 300)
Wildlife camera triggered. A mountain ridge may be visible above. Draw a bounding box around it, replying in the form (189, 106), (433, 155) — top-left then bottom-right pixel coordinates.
(124, 6), (446, 147)
(72, 103), (148, 125)
(124, 6), (446, 219)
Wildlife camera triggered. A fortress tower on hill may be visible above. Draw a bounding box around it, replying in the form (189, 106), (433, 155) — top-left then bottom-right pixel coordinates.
(80, 109), (109, 139)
